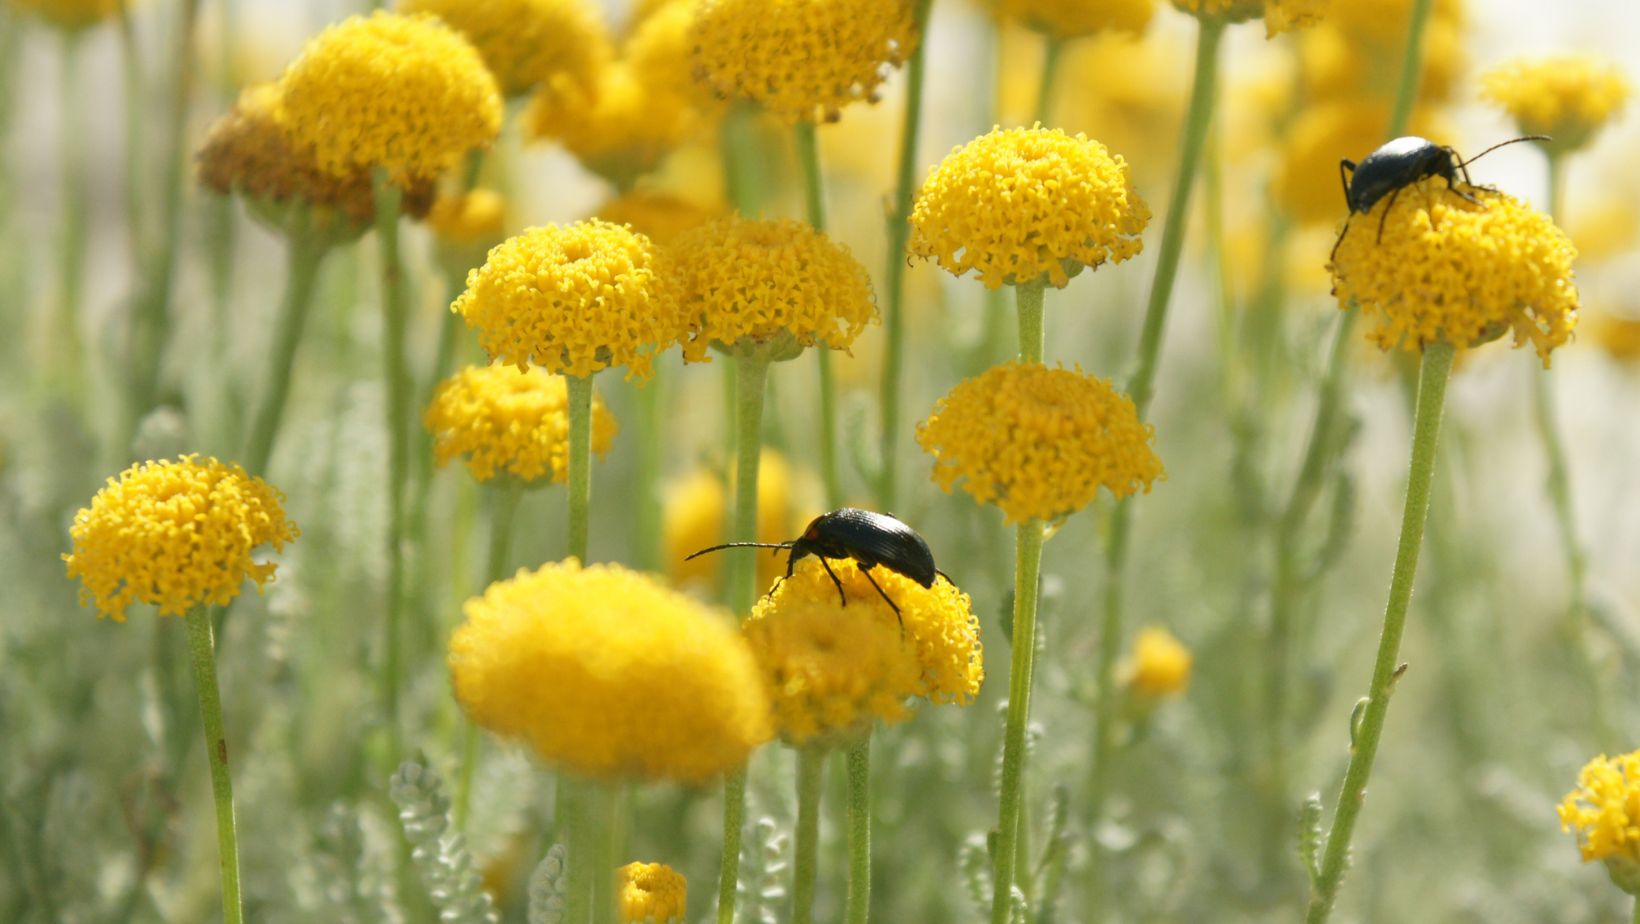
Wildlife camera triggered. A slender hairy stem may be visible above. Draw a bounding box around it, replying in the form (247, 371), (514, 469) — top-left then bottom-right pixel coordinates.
(184, 607), (245, 924)
(1033, 36), (1063, 126)
(844, 736), (872, 924)
(566, 374), (595, 562)
(244, 207), (328, 476)
(455, 478), (523, 829)
(1386, 0), (1434, 138)
(1016, 279), (1045, 363)
(795, 122), (844, 507)
(793, 747), (826, 924)
(566, 778), (593, 924)
(591, 783), (618, 924)
(633, 370), (665, 571)
(373, 170), (410, 757)
(1305, 342), (1454, 923)
(877, 0), (934, 511)
(117, 10), (144, 268)
(55, 34), (88, 398)
(991, 519), (1046, 924)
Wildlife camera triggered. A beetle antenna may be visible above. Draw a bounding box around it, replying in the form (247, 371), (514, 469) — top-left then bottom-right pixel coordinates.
(684, 541), (794, 561)
(1459, 135), (1550, 167)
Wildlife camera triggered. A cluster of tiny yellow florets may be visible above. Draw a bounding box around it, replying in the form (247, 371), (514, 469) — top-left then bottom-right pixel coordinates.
(424, 364), (618, 484)
(987, 0), (1155, 39)
(1330, 179), (1580, 366)
(64, 456), (299, 620)
(1122, 626), (1193, 700)
(1172, 0), (1326, 35)
(591, 191), (719, 247)
(668, 216), (877, 356)
(744, 557), (982, 744)
(275, 12), (503, 182)
(9, 0), (123, 31)
(690, 0), (918, 123)
(909, 126), (1150, 290)
(398, 0), (610, 97)
(918, 362), (1164, 524)
(448, 559), (772, 783)
(616, 862), (688, 924)
(1560, 750), (1640, 894)
(453, 221), (686, 380)
(1481, 54), (1631, 153)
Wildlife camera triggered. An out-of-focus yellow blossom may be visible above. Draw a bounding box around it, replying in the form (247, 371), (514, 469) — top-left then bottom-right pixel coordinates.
(9, 0), (122, 30)
(1481, 54), (1630, 154)
(427, 189), (507, 247)
(527, 63), (702, 186)
(691, 0), (918, 123)
(449, 559), (772, 783)
(398, 0), (610, 97)
(453, 221), (686, 380)
(1566, 199), (1640, 262)
(986, 0), (1154, 39)
(917, 362), (1163, 524)
(617, 862), (687, 924)
(909, 126), (1149, 290)
(589, 190), (720, 247)
(65, 456), (298, 620)
(1122, 626), (1192, 700)
(1560, 750), (1640, 895)
(1589, 312), (1640, 365)
(668, 216), (877, 358)
(275, 12), (503, 182)
(1170, 0), (1326, 36)
(1330, 179), (1579, 367)
(424, 364), (618, 484)
(745, 557), (983, 744)
(624, 0), (721, 112)
(1271, 100), (1449, 226)
(665, 451), (801, 594)
(1298, 0), (1462, 105)
(1048, 33), (1188, 190)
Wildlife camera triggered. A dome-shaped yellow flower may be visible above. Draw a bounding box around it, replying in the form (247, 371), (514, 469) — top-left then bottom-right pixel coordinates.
(909, 126), (1150, 290)
(1330, 179), (1579, 366)
(453, 220), (686, 380)
(668, 216), (877, 358)
(617, 861), (687, 924)
(744, 557), (983, 745)
(424, 364), (618, 484)
(397, 0), (611, 97)
(665, 450), (803, 594)
(1298, 0), (1464, 107)
(1560, 750), (1640, 895)
(918, 362), (1164, 524)
(987, 0), (1155, 39)
(690, 0), (918, 123)
(64, 456), (299, 620)
(449, 559), (772, 783)
(1481, 54), (1631, 154)
(1171, 0), (1325, 36)
(1590, 312), (1640, 365)
(427, 189), (507, 247)
(275, 11), (503, 182)
(10, 0), (122, 31)
(527, 63), (702, 186)
(1122, 626), (1192, 700)
(590, 190), (720, 247)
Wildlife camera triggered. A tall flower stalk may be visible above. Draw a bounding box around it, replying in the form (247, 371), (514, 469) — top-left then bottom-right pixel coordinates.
(242, 206), (331, 476)
(185, 605), (246, 924)
(372, 170), (413, 753)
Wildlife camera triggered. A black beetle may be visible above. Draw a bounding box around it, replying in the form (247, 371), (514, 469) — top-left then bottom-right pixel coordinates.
(1330, 134), (1548, 262)
(685, 507), (947, 621)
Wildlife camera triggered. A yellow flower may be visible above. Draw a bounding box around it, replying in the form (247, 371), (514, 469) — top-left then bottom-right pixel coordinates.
(427, 189), (507, 247)
(1122, 626), (1192, 700)
(397, 0), (610, 97)
(449, 559), (772, 783)
(665, 451), (804, 594)
(527, 63), (701, 186)
(917, 362), (1164, 524)
(275, 12), (503, 182)
(744, 557), (983, 745)
(668, 216), (877, 358)
(453, 220), (686, 380)
(424, 364), (618, 484)
(9, 0), (122, 30)
(616, 862), (687, 924)
(1298, 1), (1464, 107)
(1271, 100), (1450, 227)
(1589, 312), (1640, 365)
(909, 126), (1150, 290)
(590, 190), (720, 247)
(1481, 54), (1631, 154)
(690, 0), (918, 123)
(1048, 33), (1188, 190)
(1560, 750), (1640, 895)
(64, 456), (299, 620)
(1330, 179), (1579, 367)
(1170, 0), (1326, 36)
(986, 0), (1154, 39)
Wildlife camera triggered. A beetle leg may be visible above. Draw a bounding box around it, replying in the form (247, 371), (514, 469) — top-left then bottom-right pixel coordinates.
(1375, 185), (1404, 243)
(858, 565), (905, 635)
(1329, 217), (1352, 264)
(1339, 159), (1355, 207)
(818, 556), (848, 607)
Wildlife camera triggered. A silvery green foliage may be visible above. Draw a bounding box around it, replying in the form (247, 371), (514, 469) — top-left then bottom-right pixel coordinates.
(390, 760), (499, 924)
(274, 803), (403, 924)
(1299, 794), (1324, 886)
(738, 816), (790, 924)
(1008, 885), (1029, 924)
(958, 833), (992, 919)
(526, 844), (568, 924)
(1031, 784), (1073, 924)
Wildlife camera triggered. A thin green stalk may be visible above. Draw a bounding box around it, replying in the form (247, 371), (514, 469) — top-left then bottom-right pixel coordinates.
(877, 0), (934, 511)
(1631, 895), (1640, 924)
(795, 122), (844, 507)
(566, 374), (595, 562)
(991, 519), (1046, 924)
(793, 747), (825, 924)
(1016, 280), (1045, 363)
(1033, 36), (1063, 126)
(455, 478), (524, 830)
(373, 170), (411, 757)
(183, 607), (245, 924)
(633, 370), (665, 571)
(55, 34), (88, 397)
(244, 207), (329, 476)
(1305, 341), (1454, 923)
(592, 784), (617, 924)
(1386, 0), (1434, 137)
(717, 767), (748, 924)
(566, 778), (593, 924)
(844, 736), (872, 924)
(117, 7), (144, 270)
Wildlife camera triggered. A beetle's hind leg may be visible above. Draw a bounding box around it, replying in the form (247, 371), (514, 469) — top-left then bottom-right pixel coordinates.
(818, 556), (848, 608)
(1375, 186), (1406, 243)
(858, 565), (905, 635)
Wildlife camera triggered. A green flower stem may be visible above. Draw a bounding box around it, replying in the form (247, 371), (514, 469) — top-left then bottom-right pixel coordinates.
(991, 518), (1046, 924)
(844, 736), (872, 924)
(795, 121), (844, 507)
(243, 207), (329, 476)
(373, 169), (411, 756)
(1305, 341), (1454, 924)
(633, 370), (665, 571)
(1033, 35), (1063, 125)
(1386, 0), (1434, 139)
(183, 606), (245, 924)
(1631, 895), (1640, 924)
(566, 778), (594, 924)
(877, 0), (933, 511)
(116, 9), (144, 268)
(1016, 279), (1045, 363)
(592, 783), (618, 924)
(454, 477), (524, 830)
(55, 33), (89, 403)
(566, 374), (595, 562)
(793, 746), (826, 924)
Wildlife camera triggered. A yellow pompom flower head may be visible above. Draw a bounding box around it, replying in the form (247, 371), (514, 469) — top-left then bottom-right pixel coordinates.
(1481, 54), (1631, 155)
(617, 862), (687, 924)
(591, 190), (720, 247)
(397, 0), (611, 98)
(424, 364), (618, 485)
(10, 0), (123, 31)
(1122, 625), (1192, 702)
(1171, 0), (1326, 36)
(988, 0), (1155, 40)
(909, 126), (1150, 291)
(1561, 750), (1640, 896)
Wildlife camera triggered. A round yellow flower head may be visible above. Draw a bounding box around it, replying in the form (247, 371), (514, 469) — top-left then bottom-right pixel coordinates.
(10, 0), (122, 31)
(918, 362), (1164, 524)
(275, 11), (503, 182)
(1330, 179), (1579, 367)
(616, 861), (687, 924)
(64, 456), (299, 620)
(453, 220), (685, 380)
(591, 190), (720, 247)
(665, 451), (802, 594)
(397, 0), (611, 98)
(987, 0), (1155, 39)
(691, 0), (918, 123)
(424, 364), (618, 484)
(1590, 312), (1640, 365)
(744, 557), (983, 745)
(625, 0), (723, 113)
(1299, 3), (1464, 107)
(1051, 34), (1188, 189)
(668, 216), (877, 359)
(1560, 750), (1640, 895)
(527, 63), (702, 187)
(1481, 54), (1631, 154)
(1122, 626), (1192, 700)
(1272, 100), (1449, 227)
(427, 189), (507, 247)
(449, 559), (773, 783)
(1171, 0), (1325, 36)
(909, 126), (1150, 290)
